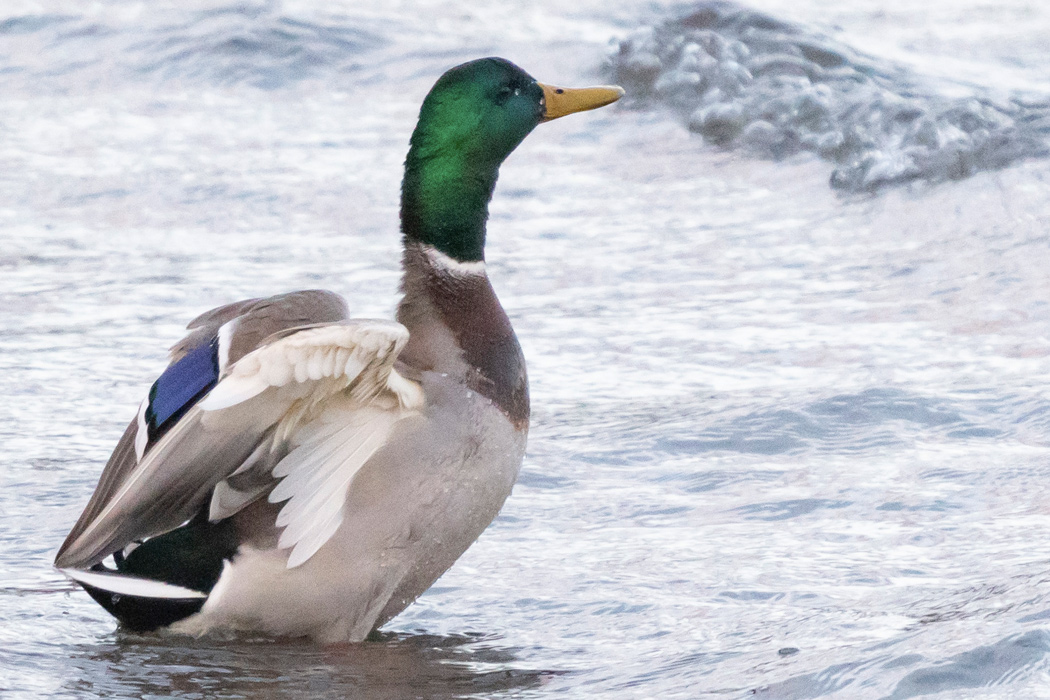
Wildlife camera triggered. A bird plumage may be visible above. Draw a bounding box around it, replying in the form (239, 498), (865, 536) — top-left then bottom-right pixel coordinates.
(56, 57), (623, 642)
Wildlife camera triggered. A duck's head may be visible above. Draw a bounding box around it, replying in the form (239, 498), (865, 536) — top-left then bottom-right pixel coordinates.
(401, 58), (623, 262)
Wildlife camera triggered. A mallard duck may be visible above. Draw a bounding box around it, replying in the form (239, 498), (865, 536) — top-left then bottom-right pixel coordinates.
(54, 57), (622, 642)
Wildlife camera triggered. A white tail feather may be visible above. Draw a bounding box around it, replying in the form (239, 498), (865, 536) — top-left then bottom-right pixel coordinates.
(60, 568), (207, 599)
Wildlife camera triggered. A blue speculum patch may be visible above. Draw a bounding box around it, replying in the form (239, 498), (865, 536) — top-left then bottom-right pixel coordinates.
(145, 339), (219, 442)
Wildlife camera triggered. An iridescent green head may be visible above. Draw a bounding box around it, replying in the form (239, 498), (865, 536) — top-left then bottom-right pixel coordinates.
(400, 57), (623, 262)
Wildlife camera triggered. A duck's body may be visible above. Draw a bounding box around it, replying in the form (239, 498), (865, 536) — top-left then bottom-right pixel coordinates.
(55, 58), (621, 642)
(173, 314), (527, 642)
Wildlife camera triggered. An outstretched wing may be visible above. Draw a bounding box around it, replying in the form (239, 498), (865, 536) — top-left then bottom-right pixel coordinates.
(56, 290), (349, 558)
(55, 290), (423, 571)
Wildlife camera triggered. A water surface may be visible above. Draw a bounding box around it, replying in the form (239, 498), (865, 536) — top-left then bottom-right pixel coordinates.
(5, 0), (1050, 698)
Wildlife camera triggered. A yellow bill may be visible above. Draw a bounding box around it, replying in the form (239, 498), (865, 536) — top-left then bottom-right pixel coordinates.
(539, 83), (625, 122)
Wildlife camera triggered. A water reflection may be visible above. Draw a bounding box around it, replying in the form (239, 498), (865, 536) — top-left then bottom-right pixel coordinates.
(61, 630), (555, 699)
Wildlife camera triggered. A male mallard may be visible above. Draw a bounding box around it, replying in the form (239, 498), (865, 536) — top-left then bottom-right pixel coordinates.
(55, 57), (623, 642)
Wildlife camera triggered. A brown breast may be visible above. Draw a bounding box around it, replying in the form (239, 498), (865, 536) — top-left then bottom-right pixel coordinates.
(396, 244), (530, 430)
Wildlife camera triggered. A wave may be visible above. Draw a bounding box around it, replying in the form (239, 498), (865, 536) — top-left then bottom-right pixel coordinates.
(606, 1), (1050, 192)
(0, 5), (382, 91)
(655, 387), (982, 459)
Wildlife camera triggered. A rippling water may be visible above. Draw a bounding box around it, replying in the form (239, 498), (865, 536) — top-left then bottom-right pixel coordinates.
(5, 0), (1050, 698)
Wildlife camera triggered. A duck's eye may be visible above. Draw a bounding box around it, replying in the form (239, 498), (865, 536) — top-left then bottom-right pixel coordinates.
(495, 86), (514, 105)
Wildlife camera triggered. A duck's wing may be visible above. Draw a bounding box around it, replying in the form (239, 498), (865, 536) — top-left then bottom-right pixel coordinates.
(55, 290), (422, 571)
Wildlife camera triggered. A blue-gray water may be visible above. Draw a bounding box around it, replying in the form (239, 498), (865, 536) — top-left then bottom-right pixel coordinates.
(5, 0), (1050, 697)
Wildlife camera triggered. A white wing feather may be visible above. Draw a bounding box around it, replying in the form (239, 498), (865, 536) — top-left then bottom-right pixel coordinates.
(200, 320), (424, 569)
(199, 322), (411, 411)
(58, 319), (423, 573)
(269, 402), (405, 568)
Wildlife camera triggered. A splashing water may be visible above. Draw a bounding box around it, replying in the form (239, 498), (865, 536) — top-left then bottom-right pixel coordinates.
(607, 1), (1050, 191)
